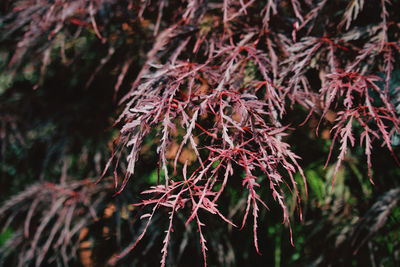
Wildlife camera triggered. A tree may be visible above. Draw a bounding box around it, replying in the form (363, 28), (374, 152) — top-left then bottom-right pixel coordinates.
(0, 0), (399, 266)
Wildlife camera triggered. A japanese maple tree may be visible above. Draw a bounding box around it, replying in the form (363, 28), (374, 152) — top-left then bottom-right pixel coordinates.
(0, 0), (399, 266)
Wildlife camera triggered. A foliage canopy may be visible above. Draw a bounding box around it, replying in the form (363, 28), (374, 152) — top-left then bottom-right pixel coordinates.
(0, 0), (399, 266)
